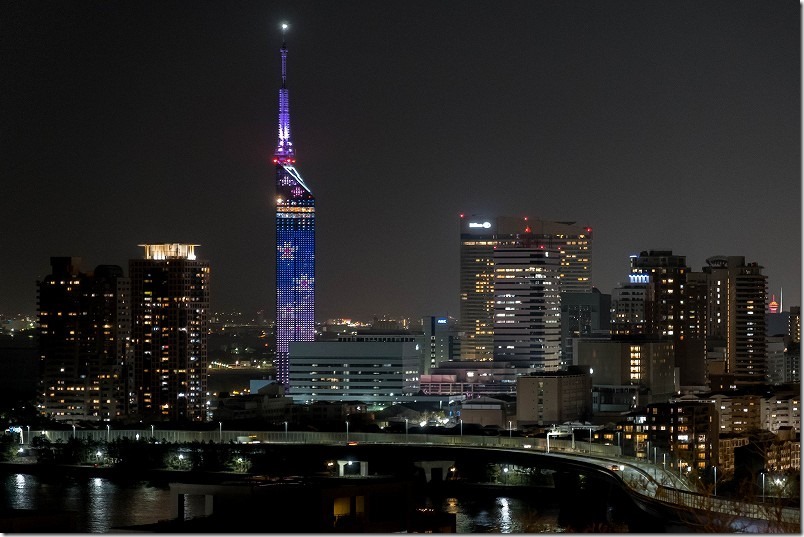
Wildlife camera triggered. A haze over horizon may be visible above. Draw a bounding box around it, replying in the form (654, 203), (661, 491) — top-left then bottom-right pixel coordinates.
(3, 1), (800, 321)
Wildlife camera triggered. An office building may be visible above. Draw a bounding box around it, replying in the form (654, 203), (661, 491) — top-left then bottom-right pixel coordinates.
(287, 336), (420, 404)
(575, 338), (676, 412)
(129, 244), (209, 422)
(37, 257), (131, 422)
(516, 367), (592, 426)
(420, 316), (459, 375)
(459, 215), (582, 365)
(274, 35), (315, 388)
(493, 244), (561, 371)
(560, 289), (611, 367)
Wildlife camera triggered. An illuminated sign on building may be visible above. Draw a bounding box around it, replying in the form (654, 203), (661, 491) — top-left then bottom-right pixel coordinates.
(629, 274), (650, 285)
(469, 222), (492, 229)
(437, 318), (448, 324)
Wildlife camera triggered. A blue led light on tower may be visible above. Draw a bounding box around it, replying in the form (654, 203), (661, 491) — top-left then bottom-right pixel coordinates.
(273, 26), (315, 388)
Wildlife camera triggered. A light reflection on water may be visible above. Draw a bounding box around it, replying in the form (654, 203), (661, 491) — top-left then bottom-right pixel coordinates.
(443, 495), (563, 533)
(3, 473), (561, 533)
(2, 473), (206, 532)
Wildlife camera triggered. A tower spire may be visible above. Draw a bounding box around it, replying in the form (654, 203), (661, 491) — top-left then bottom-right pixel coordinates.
(275, 23), (294, 162)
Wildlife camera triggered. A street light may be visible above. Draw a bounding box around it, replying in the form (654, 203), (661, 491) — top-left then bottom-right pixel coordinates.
(459, 419), (463, 438)
(218, 422), (222, 443)
(713, 466), (717, 496)
(761, 472), (765, 503)
(653, 446), (657, 465)
(284, 421), (288, 441)
(616, 431), (621, 451)
(346, 421), (350, 443)
(72, 425), (76, 439)
(508, 421), (512, 438)
(26, 426), (30, 445)
(405, 418), (409, 444)
(106, 424), (110, 442)
(151, 424), (154, 438)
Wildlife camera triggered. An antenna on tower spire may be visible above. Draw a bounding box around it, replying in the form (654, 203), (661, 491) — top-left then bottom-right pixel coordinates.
(275, 23), (294, 162)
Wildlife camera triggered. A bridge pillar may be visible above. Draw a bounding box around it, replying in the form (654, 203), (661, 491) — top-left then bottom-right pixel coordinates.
(337, 459), (368, 477)
(413, 460), (455, 483)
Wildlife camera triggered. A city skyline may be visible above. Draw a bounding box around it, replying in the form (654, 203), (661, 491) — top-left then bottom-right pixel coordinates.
(3, 1), (800, 321)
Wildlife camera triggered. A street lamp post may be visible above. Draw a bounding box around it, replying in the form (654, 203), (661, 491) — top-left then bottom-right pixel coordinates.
(589, 427), (592, 453)
(106, 424), (110, 442)
(713, 466), (717, 496)
(219, 422), (222, 443)
(72, 425), (76, 439)
(405, 418), (409, 444)
(151, 425), (154, 439)
(284, 421), (288, 441)
(761, 472), (765, 503)
(617, 431), (621, 452)
(508, 421), (512, 438)
(346, 421), (349, 444)
(653, 446), (657, 465)
(663, 453), (666, 468)
(26, 426), (30, 445)
(459, 419), (463, 438)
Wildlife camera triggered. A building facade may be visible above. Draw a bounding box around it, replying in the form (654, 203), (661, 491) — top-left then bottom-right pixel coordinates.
(690, 256), (768, 386)
(559, 289), (611, 368)
(37, 257), (131, 422)
(493, 245), (561, 371)
(516, 368), (592, 426)
(129, 244), (209, 422)
(459, 215), (592, 362)
(420, 316), (459, 375)
(288, 337), (420, 404)
(274, 36), (315, 388)
(575, 339), (676, 412)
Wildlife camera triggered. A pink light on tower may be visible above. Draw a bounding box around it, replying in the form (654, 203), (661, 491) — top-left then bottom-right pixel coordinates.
(769, 294), (779, 314)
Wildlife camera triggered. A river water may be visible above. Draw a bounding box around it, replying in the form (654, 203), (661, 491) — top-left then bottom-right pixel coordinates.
(2, 473), (565, 533)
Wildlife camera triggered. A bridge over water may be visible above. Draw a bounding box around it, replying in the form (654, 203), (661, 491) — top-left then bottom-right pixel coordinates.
(31, 428), (801, 532)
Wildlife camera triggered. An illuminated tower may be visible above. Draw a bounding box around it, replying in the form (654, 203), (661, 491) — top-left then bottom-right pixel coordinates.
(274, 28), (315, 388)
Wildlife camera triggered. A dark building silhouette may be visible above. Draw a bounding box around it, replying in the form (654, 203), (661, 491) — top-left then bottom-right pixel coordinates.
(37, 257), (130, 422)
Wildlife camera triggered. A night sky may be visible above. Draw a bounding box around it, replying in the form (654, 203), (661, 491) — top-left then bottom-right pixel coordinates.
(3, 1), (800, 321)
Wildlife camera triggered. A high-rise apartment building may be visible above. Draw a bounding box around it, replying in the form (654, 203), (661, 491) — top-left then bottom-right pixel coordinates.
(37, 257), (130, 422)
(692, 256), (768, 386)
(274, 35), (315, 388)
(459, 215), (591, 362)
(628, 250), (688, 340)
(129, 244), (209, 422)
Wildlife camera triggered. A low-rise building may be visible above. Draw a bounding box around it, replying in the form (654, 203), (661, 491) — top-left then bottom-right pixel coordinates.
(515, 367), (592, 426)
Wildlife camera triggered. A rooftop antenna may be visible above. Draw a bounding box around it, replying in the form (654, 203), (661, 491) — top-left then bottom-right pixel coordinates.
(275, 22), (294, 160)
